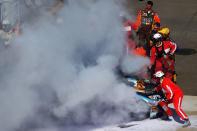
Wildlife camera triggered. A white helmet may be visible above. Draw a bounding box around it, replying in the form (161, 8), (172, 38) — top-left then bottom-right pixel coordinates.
(154, 71), (164, 78)
(153, 33), (162, 42)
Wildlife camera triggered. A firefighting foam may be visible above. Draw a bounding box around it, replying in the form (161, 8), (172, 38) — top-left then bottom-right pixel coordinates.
(0, 0), (150, 131)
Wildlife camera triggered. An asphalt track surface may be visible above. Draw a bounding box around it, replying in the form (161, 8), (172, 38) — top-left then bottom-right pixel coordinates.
(125, 0), (197, 96)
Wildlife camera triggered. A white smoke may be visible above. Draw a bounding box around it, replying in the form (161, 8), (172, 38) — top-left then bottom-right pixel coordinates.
(0, 0), (149, 131)
(120, 55), (150, 76)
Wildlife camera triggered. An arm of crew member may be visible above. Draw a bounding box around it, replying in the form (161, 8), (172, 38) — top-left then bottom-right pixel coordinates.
(155, 85), (162, 92)
(154, 13), (161, 23)
(136, 11), (142, 31)
(169, 42), (177, 55)
(164, 84), (173, 100)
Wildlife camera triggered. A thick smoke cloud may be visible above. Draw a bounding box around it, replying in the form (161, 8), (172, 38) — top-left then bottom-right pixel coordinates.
(120, 55), (150, 77)
(0, 0), (149, 131)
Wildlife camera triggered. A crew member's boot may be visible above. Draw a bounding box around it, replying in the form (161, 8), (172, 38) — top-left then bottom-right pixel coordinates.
(182, 119), (191, 128)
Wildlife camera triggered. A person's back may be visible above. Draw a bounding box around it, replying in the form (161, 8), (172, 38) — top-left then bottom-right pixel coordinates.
(162, 77), (182, 94)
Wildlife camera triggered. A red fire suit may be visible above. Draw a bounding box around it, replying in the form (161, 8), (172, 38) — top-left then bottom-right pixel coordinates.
(155, 77), (189, 120)
(150, 41), (177, 80)
(124, 21), (137, 55)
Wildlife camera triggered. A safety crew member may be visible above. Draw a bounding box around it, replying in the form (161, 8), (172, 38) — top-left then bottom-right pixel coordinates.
(150, 33), (177, 82)
(158, 28), (178, 82)
(152, 71), (191, 128)
(158, 27), (179, 51)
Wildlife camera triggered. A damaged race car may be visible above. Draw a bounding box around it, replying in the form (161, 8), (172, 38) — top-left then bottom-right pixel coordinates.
(124, 76), (171, 120)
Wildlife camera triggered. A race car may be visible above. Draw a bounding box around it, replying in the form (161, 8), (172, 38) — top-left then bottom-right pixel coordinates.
(124, 76), (170, 120)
